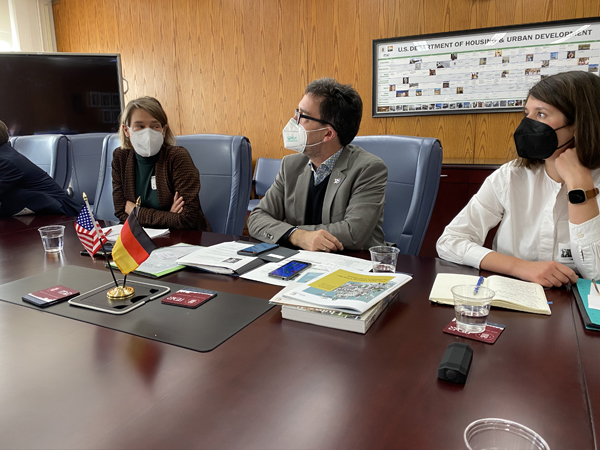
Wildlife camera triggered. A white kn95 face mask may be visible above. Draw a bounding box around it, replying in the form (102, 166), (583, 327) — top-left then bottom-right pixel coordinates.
(129, 127), (164, 157)
(282, 118), (326, 153)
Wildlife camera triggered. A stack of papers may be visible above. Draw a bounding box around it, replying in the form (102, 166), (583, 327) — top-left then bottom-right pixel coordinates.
(269, 269), (412, 333)
(176, 242), (260, 275)
(587, 286), (600, 310)
(240, 250), (373, 286)
(102, 225), (170, 242)
(274, 268), (412, 314)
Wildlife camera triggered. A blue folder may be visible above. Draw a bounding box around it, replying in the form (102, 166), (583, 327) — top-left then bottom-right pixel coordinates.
(574, 279), (600, 331)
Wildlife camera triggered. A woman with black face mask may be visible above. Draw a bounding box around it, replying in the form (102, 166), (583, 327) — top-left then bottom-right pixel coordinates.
(437, 71), (600, 287)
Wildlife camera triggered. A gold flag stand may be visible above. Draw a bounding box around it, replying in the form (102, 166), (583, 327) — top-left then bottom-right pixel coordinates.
(73, 195), (168, 314)
(107, 285), (135, 300)
(104, 197), (142, 300)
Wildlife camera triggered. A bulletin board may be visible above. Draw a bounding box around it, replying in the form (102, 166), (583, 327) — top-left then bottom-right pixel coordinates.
(372, 18), (600, 117)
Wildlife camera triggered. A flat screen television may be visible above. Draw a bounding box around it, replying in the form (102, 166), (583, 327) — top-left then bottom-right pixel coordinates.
(0, 52), (124, 136)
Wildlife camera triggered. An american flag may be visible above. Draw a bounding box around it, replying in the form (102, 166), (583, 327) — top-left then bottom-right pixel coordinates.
(74, 206), (107, 259)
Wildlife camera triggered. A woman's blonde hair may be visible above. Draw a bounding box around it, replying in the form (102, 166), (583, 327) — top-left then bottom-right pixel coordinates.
(118, 96), (176, 149)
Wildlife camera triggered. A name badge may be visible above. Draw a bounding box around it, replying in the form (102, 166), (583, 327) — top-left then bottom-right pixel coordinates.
(151, 176), (157, 190)
(557, 242), (573, 263)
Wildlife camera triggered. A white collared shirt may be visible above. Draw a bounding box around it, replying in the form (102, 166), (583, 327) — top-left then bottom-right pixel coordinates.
(436, 160), (600, 280)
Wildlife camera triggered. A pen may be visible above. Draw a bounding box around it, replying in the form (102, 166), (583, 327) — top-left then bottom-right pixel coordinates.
(593, 279), (600, 295)
(474, 276), (484, 295)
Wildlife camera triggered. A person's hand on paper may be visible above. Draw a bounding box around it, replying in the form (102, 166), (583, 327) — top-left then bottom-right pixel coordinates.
(289, 229), (344, 253)
(170, 192), (184, 214)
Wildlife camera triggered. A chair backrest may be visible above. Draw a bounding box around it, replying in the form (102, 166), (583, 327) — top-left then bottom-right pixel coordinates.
(68, 133), (111, 207)
(10, 134), (71, 189)
(248, 157), (282, 212)
(351, 135), (443, 256)
(9, 136), (17, 146)
(176, 134), (252, 235)
(254, 158), (282, 197)
(93, 134), (121, 221)
(94, 134), (253, 234)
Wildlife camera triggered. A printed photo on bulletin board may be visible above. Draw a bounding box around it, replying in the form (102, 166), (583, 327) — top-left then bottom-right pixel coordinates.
(372, 18), (600, 117)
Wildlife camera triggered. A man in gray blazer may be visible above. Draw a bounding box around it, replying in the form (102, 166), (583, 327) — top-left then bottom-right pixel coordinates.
(247, 78), (387, 252)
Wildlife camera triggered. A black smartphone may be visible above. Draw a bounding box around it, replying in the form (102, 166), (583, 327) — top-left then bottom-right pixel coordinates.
(268, 260), (312, 280)
(237, 242), (279, 256)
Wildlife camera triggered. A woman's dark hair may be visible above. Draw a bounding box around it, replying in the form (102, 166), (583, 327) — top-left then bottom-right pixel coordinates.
(305, 78), (363, 146)
(518, 71), (600, 169)
(0, 120), (8, 145)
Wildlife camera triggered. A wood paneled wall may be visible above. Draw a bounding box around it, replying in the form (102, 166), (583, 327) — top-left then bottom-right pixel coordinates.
(53, 0), (599, 163)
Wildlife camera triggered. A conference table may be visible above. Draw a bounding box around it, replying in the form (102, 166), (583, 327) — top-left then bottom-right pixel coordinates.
(0, 216), (595, 449)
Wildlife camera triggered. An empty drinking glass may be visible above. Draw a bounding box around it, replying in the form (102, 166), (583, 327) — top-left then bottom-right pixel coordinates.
(464, 418), (550, 450)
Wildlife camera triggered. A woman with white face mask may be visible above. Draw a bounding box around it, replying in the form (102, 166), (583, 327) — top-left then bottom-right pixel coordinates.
(112, 96), (211, 230)
(437, 71), (600, 286)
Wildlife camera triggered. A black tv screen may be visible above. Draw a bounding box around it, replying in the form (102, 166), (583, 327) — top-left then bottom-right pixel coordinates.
(0, 53), (123, 136)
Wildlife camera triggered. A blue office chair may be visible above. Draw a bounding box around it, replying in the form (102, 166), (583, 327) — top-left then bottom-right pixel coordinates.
(94, 134), (253, 234)
(10, 135), (71, 190)
(93, 134), (121, 222)
(351, 135), (443, 256)
(248, 157), (282, 212)
(176, 134), (252, 235)
(68, 133), (111, 207)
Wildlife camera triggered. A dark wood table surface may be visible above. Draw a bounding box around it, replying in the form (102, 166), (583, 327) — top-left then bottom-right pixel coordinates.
(0, 216), (595, 449)
(0, 214), (74, 237)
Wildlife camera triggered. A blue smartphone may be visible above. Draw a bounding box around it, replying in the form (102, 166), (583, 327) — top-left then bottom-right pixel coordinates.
(237, 242), (279, 256)
(268, 260), (312, 280)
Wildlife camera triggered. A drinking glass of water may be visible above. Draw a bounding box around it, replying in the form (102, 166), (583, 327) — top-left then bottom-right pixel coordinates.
(464, 418), (550, 450)
(451, 285), (495, 334)
(38, 225), (65, 253)
(369, 246), (400, 273)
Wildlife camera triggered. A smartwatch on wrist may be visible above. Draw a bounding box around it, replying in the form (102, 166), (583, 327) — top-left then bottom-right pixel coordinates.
(567, 187), (599, 204)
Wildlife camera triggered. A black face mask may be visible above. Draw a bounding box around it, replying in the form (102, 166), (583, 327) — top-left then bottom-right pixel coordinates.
(513, 117), (574, 160)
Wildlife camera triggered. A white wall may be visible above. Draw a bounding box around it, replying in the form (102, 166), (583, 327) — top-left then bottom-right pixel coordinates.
(0, 0), (14, 50)
(5, 0), (56, 52)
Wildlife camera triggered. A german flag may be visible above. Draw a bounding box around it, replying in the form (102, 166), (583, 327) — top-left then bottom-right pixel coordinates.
(111, 207), (157, 275)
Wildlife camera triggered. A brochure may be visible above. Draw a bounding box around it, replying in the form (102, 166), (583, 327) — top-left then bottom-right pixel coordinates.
(281, 269), (412, 314)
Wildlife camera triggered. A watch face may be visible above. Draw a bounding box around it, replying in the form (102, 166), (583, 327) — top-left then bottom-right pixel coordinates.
(568, 189), (586, 204)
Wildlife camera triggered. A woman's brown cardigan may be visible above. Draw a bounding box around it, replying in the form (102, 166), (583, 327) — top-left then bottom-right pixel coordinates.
(112, 145), (211, 231)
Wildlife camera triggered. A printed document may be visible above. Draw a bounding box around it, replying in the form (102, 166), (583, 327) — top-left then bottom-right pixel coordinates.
(240, 250), (372, 286)
(176, 241), (259, 274)
(102, 225), (170, 242)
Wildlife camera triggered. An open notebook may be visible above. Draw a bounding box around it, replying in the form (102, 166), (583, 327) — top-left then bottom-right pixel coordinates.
(429, 273), (550, 315)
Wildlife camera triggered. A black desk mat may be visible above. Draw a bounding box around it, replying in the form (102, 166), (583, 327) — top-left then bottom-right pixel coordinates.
(0, 266), (273, 352)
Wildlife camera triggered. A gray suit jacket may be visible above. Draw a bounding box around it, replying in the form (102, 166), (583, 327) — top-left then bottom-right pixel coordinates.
(247, 144), (387, 251)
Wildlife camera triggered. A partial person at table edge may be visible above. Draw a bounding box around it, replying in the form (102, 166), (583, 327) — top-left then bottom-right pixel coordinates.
(0, 120), (79, 218)
(437, 71), (600, 287)
(247, 77), (387, 252)
(112, 97), (211, 231)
